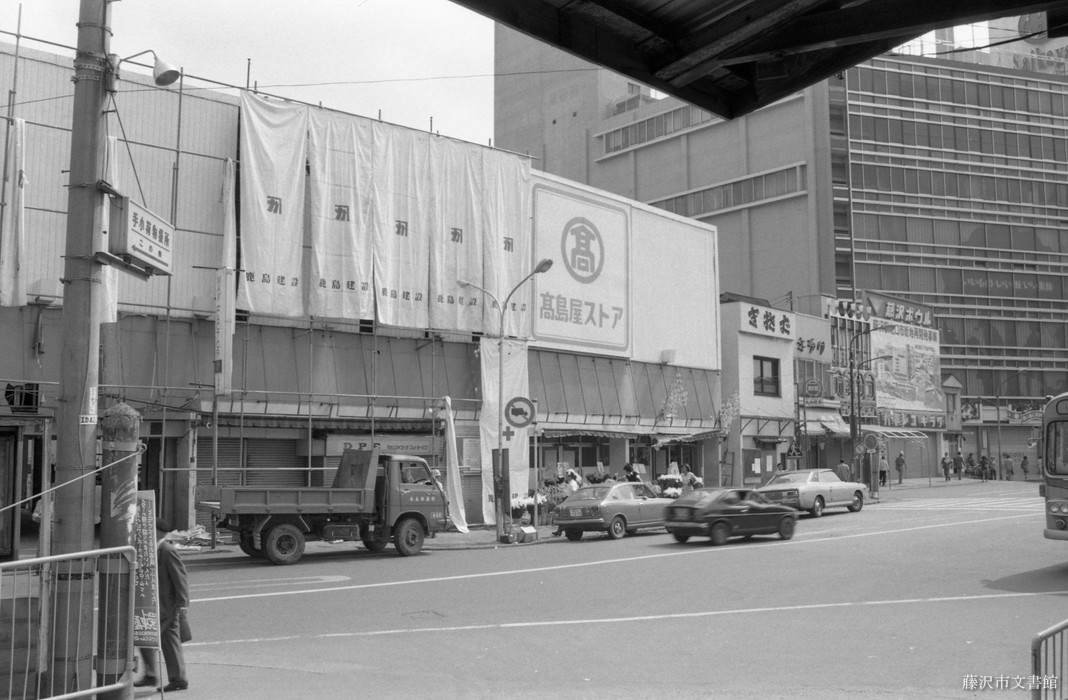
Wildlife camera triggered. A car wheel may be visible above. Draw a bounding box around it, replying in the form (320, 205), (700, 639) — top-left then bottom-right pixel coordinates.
(393, 517), (425, 557)
(564, 529), (583, 541)
(778, 517), (795, 540)
(709, 522), (730, 546)
(810, 496), (825, 518)
(672, 532), (690, 543)
(607, 516), (627, 540)
(264, 524), (305, 566)
(848, 491), (864, 512)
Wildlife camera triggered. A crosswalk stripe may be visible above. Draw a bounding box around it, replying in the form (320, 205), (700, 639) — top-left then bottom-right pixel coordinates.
(878, 497), (1041, 511)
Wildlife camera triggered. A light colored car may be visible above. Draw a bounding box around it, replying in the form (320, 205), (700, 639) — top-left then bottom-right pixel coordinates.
(756, 468), (867, 517)
(553, 482), (674, 541)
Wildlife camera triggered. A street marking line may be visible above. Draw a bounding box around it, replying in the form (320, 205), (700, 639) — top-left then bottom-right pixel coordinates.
(186, 588), (1068, 648)
(191, 575), (349, 591)
(191, 512), (1037, 605)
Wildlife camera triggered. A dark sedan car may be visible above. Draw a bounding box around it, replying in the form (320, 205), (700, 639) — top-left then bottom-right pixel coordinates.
(664, 488), (798, 545)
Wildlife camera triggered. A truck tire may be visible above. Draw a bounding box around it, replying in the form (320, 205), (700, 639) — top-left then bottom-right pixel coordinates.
(239, 533), (266, 558)
(362, 536), (388, 553)
(393, 517), (424, 557)
(264, 524), (305, 565)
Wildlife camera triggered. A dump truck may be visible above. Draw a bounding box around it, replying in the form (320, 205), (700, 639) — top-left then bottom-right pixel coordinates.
(197, 448), (448, 565)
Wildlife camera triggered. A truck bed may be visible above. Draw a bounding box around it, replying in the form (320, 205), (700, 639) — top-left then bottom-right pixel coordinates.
(199, 486), (372, 515)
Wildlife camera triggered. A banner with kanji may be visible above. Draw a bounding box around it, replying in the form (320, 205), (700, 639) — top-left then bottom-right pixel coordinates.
(478, 337), (530, 525)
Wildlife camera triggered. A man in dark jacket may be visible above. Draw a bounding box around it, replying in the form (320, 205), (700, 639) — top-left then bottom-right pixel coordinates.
(136, 519), (190, 692)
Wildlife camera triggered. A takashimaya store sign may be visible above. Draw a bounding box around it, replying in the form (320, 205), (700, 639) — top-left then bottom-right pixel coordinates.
(532, 184), (629, 353)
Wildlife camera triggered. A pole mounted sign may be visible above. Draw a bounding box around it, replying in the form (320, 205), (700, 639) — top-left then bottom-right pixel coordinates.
(108, 196), (174, 276)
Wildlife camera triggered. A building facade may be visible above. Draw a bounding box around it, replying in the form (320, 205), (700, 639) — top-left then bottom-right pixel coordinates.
(0, 39), (724, 556)
(494, 20), (1067, 474)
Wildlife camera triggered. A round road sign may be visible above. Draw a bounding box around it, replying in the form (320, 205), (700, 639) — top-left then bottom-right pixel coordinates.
(504, 396), (535, 429)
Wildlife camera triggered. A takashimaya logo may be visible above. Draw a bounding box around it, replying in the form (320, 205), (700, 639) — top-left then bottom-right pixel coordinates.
(560, 217), (604, 284)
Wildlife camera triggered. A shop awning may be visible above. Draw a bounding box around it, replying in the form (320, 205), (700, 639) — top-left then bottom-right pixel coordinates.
(753, 435), (789, 445)
(821, 417), (852, 438)
(862, 426), (929, 440)
(653, 429), (726, 448)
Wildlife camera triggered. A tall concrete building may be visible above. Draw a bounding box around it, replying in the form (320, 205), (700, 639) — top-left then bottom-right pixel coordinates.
(495, 20), (1068, 460)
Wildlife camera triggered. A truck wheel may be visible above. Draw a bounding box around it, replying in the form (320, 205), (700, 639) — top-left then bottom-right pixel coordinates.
(239, 533), (265, 558)
(394, 518), (424, 556)
(264, 524), (305, 565)
(362, 536), (388, 553)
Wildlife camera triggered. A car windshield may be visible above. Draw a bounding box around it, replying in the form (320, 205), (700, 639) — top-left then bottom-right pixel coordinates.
(572, 486), (611, 501)
(765, 472), (809, 485)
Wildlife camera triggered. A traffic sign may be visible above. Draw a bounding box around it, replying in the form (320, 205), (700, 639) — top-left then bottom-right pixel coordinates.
(504, 396), (535, 429)
(785, 441), (803, 459)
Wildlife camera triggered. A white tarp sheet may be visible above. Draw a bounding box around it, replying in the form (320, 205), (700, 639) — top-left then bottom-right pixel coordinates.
(372, 122), (430, 328)
(238, 92), (308, 317)
(479, 337), (530, 525)
(307, 110), (374, 320)
(482, 148), (532, 338)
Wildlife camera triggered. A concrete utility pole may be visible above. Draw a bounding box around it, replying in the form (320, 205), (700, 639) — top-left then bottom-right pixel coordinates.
(97, 403), (140, 700)
(50, 0), (111, 692)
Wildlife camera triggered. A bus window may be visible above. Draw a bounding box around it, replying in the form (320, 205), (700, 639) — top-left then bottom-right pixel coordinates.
(1048, 420), (1068, 474)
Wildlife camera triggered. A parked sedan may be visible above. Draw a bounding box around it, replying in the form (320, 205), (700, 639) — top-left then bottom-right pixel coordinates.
(756, 468), (867, 517)
(553, 482), (673, 540)
(665, 488), (798, 545)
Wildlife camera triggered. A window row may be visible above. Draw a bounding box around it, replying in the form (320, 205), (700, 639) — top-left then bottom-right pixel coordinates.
(937, 316), (1065, 350)
(651, 166), (805, 217)
(851, 163), (1068, 210)
(849, 115), (1068, 161)
(850, 65), (1066, 116)
(856, 262), (1068, 303)
(602, 105), (716, 154)
(853, 214), (1068, 254)
(959, 368), (1068, 402)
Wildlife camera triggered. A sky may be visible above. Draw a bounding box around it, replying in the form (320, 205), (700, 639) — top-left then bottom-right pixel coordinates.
(3, 0), (498, 145)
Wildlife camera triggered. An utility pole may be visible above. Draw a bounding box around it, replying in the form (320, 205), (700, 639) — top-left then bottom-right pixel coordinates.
(49, 0), (110, 693)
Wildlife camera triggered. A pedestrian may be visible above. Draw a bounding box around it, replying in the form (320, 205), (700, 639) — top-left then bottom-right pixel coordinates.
(136, 519), (190, 692)
(1021, 456), (1030, 480)
(979, 455), (989, 482)
(834, 459), (850, 482)
(623, 463), (641, 482)
(552, 470), (583, 536)
(878, 452), (889, 486)
(895, 451), (906, 484)
(1002, 453), (1014, 481)
(966, 453), (975, 478)
(680, 464), (698, 495)
(952, 452), (963, 481)
(940, 452), (952, 482)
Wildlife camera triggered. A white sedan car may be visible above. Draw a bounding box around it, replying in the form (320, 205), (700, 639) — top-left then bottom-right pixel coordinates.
(756, 468), (867, 517)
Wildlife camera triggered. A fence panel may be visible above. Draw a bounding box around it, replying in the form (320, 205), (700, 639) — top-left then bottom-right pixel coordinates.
(1032, 617), (1068, 700)
(1, 546), (136, 700)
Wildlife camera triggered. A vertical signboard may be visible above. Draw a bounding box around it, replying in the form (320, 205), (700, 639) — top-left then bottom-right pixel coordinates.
(132, 491), (160, 649)
(214, 268), (235, 396)
(531, 182), (629, 353)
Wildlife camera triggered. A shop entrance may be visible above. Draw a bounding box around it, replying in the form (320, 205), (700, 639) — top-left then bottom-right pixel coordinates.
(0, 430), (20, 560)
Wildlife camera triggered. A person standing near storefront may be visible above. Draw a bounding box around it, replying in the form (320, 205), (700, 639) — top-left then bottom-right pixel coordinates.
(940, 452), (952, 482)
(878, 452), (889, 486)
(1002, 453), (1014, 481)
(1021, 456), (1030, 480)
(953, 452), (963, 480)
(895, 452), (906, 484)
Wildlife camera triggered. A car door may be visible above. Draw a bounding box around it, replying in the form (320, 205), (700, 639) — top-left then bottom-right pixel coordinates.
(634, 483), (665, 525)
(720, 489), (752, 533)
(820, 469), (844, 506)
(608, 484), (641, 526)
(396, 460), (439, 513)
(738, 490), (778, 532)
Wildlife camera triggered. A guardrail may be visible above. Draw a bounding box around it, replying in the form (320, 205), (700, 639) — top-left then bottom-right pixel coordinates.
(1032, 617), (1068, 699)
(1, 546), (136, 700)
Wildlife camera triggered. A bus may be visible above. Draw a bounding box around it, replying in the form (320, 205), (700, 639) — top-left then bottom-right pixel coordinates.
(1041, 393), (1068, 541)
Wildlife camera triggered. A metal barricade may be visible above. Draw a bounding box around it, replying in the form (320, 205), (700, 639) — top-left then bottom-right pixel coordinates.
(1032, 617), (1068, 699)
(1, 546), (136, 700)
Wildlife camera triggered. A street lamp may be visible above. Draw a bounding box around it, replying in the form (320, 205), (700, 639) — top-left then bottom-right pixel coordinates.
(458, 257), (553, 543)
(995, 368), (1027, 481)
(847, 324), (894, 488)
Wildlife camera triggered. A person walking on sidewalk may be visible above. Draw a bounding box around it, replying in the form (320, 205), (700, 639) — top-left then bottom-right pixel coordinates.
(895, 452), (906, 484)
(136, 519), (190, 692)
(966, 453), (976, 478)
(953, 452), (963, 480)
(979, 455), (990, 482)
(940, 452), (952, 482)
(878, 452), (889, 486)
(1021, 456), (1030, 480)
(1002, 453), (1014, 481)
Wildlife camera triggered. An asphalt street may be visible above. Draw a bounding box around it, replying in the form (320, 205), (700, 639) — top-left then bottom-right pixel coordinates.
(134, 478), (1061, 699)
